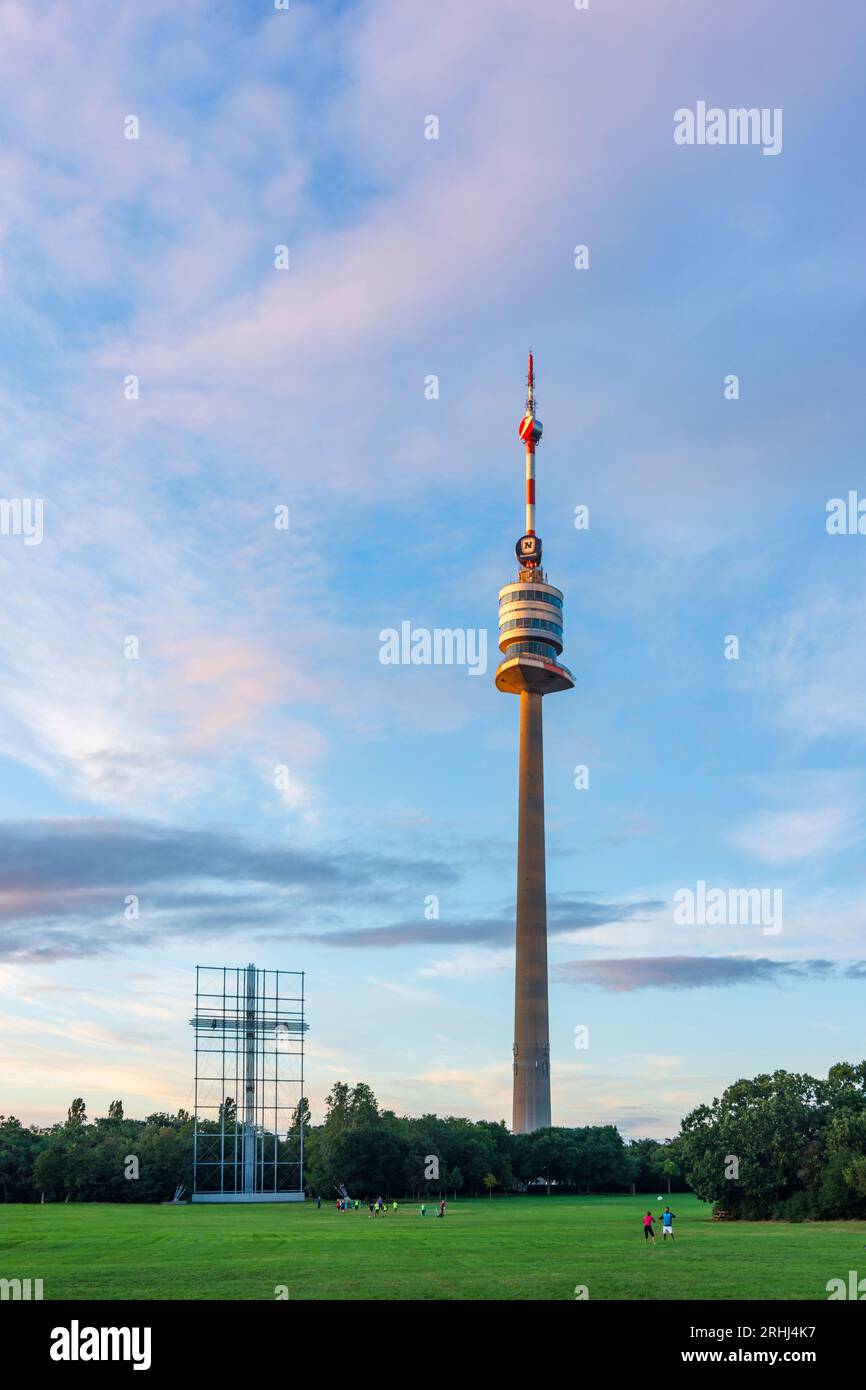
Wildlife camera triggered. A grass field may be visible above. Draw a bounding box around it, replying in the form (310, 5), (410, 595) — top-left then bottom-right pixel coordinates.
(2, 1193), (863, 1300)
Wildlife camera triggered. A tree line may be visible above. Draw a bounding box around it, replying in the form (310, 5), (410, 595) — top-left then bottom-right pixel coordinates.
(302, 1082), (685, 1199)
(2, 1061), (864, 1217)
(0, 1100), (194, 1203)
(680, 1061), (866, 1220)
(0, 1082), (682, 1204)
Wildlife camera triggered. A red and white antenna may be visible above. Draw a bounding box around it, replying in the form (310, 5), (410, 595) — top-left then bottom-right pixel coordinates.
(517, 351), (543, 560)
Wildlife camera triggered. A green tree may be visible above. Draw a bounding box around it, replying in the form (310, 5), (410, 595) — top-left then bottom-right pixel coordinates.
(0, 1117), (46, 1202)
(33, 1138), (71, 1201)
(658, 1137), (686, 1194)
(67, 1098), (87, 1126)
(291, 1097), (311, 1130)
(323, 1082), (352, 1134)
(349, 1083), (379, 1126)
(218, 1097), (236, 1126)
(680, 1069), (826, 1218)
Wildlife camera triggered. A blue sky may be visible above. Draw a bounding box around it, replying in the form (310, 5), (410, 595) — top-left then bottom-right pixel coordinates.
(1, 0), (865, 1137)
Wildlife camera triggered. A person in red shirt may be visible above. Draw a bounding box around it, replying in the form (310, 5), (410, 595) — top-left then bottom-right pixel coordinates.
(642, 1211), (656, 1247)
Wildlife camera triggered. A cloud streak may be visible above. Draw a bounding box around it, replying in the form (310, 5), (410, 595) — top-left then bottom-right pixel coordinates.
(553, 956), (849, 992)
(300, 894), (665, 948)
(0, 817), (459, 961)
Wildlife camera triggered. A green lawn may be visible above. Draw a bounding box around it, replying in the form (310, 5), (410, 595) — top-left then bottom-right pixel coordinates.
(1, 1194), (862, 1300)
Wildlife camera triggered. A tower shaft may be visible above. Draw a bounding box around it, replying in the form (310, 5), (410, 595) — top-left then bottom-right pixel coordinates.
(496, 355), (573, 1134)
(512, 691), (551, 1132)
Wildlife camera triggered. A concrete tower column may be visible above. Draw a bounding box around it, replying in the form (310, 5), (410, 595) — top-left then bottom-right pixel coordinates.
(513, 690), (551, 1132)
(495, 354), (574, 1135)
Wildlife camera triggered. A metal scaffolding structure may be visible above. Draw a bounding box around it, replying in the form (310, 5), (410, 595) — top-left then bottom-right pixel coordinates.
(190, 963), (307, 1202)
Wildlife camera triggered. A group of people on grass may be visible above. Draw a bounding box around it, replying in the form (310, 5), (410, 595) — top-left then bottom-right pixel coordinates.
(318, 1192), (673, 1236)
(643, 1207), (676, 1246)
(367, 1197), (398, 1216)
(314, 1193), (447, 1218)
(421, 1199), (447, 1218)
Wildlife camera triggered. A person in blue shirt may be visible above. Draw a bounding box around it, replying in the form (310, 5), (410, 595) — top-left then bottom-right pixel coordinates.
(661, 1206), (676, 1241)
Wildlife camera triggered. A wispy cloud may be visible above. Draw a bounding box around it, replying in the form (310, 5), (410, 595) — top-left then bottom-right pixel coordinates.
(554, 956), (844, 992)
(299, 893), (665, 949)
(753, 591), (866, 744)
(727, 773), (866, 864)
(0, 817), (458, 961)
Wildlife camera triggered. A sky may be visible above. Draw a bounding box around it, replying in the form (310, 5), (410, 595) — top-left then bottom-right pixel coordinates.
(1, 0), (865, 1140)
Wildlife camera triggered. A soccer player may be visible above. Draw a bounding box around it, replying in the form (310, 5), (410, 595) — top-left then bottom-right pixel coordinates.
(392, 1200), (397, 1214)
(642, 1211), (656, 1247)
(420, 1203), (426, 1217)
(661, 1206), (676, 1241)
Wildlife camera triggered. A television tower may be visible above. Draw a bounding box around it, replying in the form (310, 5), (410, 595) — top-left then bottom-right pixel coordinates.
(496, 354), (574, 1133)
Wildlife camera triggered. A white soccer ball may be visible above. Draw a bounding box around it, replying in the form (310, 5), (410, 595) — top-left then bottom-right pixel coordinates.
(657, 1197), (662, 1202)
